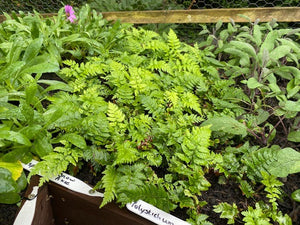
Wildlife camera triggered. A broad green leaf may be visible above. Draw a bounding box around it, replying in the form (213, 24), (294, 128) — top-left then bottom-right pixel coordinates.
(32, 133), (53, 157)
(22, 57), (59, 74)
(268, 148), (300, 177)
(291, 189), (300, 202)
(260, 30), (278, 53)
(269, 45), (292, 61)
(288, 131), (300, 142)
(22, 37), (43, 63)
(0, 61), (25, 81)
(0, 160), (23, 181)
(200, 116), (247, 137)
(247, 77), (264, 89)
(25, 81), (38, 105)
(16, 172), (27, 191)
(59, 133), (87, 149)
(253, 24), (262, 46)
(38, 80), (73, 93)
(281, 100), (300, 112)
(0, 130), (31, 146)
(273, 66), (299, 80)
(2, 148), (31, 162)
(224, 48), (250, 66)
(229, 41), (257, 58)
(0, 168), (20, 204)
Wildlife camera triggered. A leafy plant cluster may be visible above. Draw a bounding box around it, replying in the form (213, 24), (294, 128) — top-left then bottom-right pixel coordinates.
(0, 4), (300, 225)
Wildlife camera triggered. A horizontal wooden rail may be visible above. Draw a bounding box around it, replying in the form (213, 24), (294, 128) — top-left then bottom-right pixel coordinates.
(101, 7), (300, 23)
(0, 7), (300, 24)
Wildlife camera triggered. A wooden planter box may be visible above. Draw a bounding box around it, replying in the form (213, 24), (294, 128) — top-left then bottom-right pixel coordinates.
(16, 176), (154, 225)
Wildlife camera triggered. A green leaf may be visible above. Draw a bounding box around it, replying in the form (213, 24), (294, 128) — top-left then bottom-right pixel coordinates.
(0, 130), (31, 146)
(253, 24), (262, 46)
(32, 133), (53, 157)
(201, 116), (247, 137)
(0, 61), (26, 82)
(260, 30), (278, 53)
(22, 55), (59, 74)
(288, 131), (300, 142)
(22, 37), (43, 63)
(247, 77), (264, 89)
(291, 189), (300, 203)
(59, 133), (87, 149)
(0, 160), (23, 181)
(0, 168), (21, 204)
(229, 41), (257, 58)
(224, 47), (250, 66)
(38, 80), (73, 93)
(100, 166), (118, 207)
(281, 100), (300, 112)
(269, 45), (292, 61)
(268, 148), (300, 177)
(213, 202), (239, 224)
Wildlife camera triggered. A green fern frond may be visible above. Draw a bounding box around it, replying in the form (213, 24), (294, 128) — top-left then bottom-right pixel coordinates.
(242, 145), (280, 181)
(167, 29), (181, 58)
(114, 141), (139, 165)
(29, 147), (82, 185)
(181, 92), (202, 115)
(125, 183), (176, 212)
(100, 165), (119, 207)
(140, 95), (164, 118)
(107, 102), (125, 124)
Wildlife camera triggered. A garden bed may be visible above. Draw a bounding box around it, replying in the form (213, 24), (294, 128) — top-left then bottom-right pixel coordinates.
(1, 4), (300, 225)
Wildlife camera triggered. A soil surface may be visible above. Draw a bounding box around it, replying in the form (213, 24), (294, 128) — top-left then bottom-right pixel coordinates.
(1, 168), (299, 225)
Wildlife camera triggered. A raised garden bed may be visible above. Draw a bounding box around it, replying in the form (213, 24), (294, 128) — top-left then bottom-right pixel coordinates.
(1, 4), (300, 225)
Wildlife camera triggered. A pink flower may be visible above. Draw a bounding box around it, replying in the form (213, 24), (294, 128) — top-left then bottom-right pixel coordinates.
(65, 5), (76, 23)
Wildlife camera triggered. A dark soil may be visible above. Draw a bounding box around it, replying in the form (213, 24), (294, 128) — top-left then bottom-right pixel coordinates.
(0, 204), (18, 225)
(1, 168), (299, 225)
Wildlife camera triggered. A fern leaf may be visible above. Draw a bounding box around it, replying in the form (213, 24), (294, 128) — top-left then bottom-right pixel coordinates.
(125, 183), (176, 212)
(107, 102), (125, 124)
(100, 165), (119, 207)
(167, 29), (181, 58)
(114, 141), (139, 165)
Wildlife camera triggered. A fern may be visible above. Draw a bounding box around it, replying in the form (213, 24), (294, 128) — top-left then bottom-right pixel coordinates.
(167, 29), (181, 59)
(107, 102), (125, 125)
(114, 141), (139, 165)
(29, 146), (82, 185)
(124, 183), (176, 212)
(99, 165), (119, 207)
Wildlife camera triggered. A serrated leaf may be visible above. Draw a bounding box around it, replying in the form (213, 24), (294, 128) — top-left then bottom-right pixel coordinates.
(100, 166), (118, 207)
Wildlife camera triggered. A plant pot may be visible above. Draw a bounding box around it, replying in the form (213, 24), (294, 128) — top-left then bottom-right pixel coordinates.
(15, 175), (154, 225)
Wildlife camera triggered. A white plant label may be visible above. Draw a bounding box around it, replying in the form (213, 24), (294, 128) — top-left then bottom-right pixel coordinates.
(13, 186), (39, 225)
(22, 159), (103, 198)
(126, 200), (190, 225)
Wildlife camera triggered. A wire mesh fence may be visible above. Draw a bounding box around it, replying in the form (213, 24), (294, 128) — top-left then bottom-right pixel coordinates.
(183, 0), (300, 9)
(1, 0), (300, 14)
(0, 0), (85, 14)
